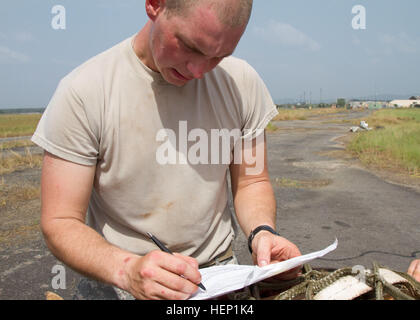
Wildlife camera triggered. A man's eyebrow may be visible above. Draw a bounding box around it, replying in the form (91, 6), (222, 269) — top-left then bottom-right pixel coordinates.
(177, 34), (233, 59)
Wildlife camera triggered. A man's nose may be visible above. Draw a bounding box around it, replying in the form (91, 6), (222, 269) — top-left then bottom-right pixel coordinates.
(186, 59), (209, 79)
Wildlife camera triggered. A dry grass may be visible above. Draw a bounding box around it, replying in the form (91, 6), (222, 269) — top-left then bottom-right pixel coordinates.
(265, 122), (279, 132)
(0, 167), (42, 249)
(0, 223), (41, 246)
(0, 113), (41, 138)
(0, 148), (43, 175)
(0, 183), (40, 208)
(273, 108), (348, 121)
(0, 139), (34, 151)
(0, 172), (41, 247)
(274, 109), (308, 121)
(273, 177), (332, 189)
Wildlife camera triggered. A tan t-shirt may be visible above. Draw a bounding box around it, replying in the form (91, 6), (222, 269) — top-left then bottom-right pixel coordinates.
(32, 34), (278, 264)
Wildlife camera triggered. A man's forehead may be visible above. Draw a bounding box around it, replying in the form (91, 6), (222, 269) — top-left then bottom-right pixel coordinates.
(176, 27), (242, 59)
(173, 5), (245, 55)
(176, 31), (235, 59)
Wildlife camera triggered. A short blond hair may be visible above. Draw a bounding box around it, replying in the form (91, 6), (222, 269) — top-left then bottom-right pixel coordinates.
(165, 0), (253, 27)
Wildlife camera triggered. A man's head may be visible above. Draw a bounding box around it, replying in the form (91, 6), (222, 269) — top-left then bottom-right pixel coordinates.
(164, 0), (253, 28)
(140, 0), (253, 86)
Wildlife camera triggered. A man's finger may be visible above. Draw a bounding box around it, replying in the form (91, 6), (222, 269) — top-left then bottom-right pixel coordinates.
(154, 251), (202, 287)
(255, 234), (272, 267)
(174, 253), (199, 269)
(142, 278), (192, 300)
(153, 266), (199, 296)
(408, 260), (420, 281)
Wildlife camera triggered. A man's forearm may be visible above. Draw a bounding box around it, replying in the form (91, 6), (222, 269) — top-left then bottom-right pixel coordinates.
(42, 218), (138, 290)
(233, 180), (276, 237)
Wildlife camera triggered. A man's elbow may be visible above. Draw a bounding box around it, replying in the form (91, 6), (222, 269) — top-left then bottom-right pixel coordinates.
(40, 214), (78, 248)
(40, 214), (60, 249)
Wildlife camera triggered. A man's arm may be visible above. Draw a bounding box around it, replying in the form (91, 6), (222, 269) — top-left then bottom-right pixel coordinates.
(229, 132), (301, 278)
(41, 151), (202, 299)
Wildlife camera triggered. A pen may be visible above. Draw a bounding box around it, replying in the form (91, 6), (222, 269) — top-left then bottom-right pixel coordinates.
(146, 232), (206, 291)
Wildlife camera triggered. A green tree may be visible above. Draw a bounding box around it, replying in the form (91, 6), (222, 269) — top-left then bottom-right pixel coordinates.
(337, 98), (346, 108)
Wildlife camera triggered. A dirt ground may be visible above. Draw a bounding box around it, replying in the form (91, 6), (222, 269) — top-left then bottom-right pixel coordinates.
(1, 110), (419, 299)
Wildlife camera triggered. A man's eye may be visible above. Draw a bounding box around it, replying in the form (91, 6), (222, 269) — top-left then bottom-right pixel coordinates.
(179, 39), (203, 55)
(180, 40), (192, 51)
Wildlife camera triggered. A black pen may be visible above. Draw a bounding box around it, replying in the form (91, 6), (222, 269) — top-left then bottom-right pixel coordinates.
(146, 232), (206, 291)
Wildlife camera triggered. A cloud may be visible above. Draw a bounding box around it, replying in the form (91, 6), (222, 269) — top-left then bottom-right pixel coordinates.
(352, 35), (361, 46)
(14, 31), (35, 43)
(364, 32), (420, 61)
(378, 32), (420, 54)
(253, 20), (321, 51)
(0, 46), (30, 63)
(0, 31), (35, 43)
(0, 31), (34, 63)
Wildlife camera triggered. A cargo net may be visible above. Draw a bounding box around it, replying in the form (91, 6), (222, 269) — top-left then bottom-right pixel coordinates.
(223, 262), (420, 300)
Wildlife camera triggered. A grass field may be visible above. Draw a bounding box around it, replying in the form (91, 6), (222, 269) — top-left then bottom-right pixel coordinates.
(0, 139), (34, 151)
(0, 148), (43, 175)
(347, 109), (420, 176)
(273, 107), (349, 121)
(0, 179), (40, 208)
(0, 113), (42, 175)
(0, 113), (42, 138)
(266, 107), (353, 132)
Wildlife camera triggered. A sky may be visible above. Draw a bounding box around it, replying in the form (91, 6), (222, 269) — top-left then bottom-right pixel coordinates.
(1, 0), (419, 108)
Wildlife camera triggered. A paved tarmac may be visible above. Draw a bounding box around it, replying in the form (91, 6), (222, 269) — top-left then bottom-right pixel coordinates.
(1, 110), (419, 299)
(233, 110), (420, 273)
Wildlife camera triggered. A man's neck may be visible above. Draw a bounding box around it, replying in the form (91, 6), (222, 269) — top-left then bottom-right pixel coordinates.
(132, 21), (159, 72)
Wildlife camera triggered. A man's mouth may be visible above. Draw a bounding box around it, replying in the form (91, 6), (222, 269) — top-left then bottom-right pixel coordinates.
(172, 69), (192, 81)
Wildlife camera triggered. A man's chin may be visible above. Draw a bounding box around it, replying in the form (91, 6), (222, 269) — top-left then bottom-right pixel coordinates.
(166, 78), (188, 87)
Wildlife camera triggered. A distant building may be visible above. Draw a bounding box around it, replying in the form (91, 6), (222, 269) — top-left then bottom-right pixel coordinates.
(348, 100), (394, 109)
(349, 101), (365, 109)
(390, 100), (420, 108)
(367, 102), (388, 109)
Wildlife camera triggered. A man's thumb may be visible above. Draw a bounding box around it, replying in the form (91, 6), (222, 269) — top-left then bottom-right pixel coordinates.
(256, 235), (271, 267)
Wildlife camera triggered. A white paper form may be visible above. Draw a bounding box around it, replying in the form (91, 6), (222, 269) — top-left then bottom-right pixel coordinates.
(190, 239), (338, 300)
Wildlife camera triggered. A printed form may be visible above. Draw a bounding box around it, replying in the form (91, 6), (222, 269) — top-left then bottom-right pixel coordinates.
(190, 239), (338, 300)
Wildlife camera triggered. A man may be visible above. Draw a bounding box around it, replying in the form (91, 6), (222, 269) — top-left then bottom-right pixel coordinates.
(32, 0), (301, 300)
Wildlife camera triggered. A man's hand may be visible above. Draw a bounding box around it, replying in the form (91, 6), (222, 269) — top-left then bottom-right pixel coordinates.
(408, 259), (420, 282)
(251, 231), (302, 280)
(121, 251), (202, 300)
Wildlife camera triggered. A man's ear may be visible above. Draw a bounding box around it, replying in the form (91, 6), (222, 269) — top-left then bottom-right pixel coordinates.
(145, 0), (166, 21)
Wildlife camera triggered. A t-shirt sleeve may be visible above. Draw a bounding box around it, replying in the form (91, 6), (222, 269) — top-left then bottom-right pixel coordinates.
(31, 77), (100, 166)
(240, 63), (278, 140)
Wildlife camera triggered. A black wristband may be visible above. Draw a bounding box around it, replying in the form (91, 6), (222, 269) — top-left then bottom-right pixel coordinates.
(248, 225), (280, 254)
